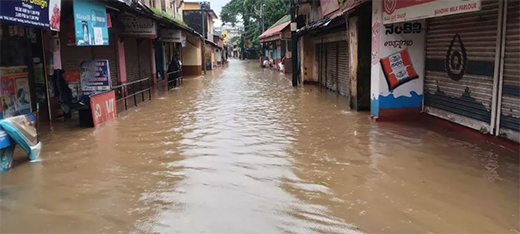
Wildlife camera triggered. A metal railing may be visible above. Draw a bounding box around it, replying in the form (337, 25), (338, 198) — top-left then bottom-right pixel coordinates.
(112, 77), (152, 114)
(167, 70), (183, 90)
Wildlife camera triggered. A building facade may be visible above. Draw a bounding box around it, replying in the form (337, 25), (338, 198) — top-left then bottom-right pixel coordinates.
(295, 0), (519, 143)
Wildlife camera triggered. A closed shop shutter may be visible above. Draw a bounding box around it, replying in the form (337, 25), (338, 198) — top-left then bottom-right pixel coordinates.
(424, 0), (500, 132)
(124, 36), (139, 82)
(139, 39), (152, 80)
(498, 0), (520, 142)
(337, 41), (349, 96)
(326, 42), (338, 91)
(93, 32), (118, 86)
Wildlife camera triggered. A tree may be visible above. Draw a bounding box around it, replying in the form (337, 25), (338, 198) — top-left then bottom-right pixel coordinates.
(221, 0), (289, 48)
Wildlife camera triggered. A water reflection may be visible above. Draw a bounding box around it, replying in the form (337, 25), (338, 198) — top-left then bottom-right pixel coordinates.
(0, 60), (518, 233)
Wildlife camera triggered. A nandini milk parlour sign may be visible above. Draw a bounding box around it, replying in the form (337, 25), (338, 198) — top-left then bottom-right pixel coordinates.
(383, 0), (481, 24)
(0, 0), (62, 31)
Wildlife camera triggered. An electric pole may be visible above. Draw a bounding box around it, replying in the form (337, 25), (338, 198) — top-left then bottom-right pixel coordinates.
(290, 0), (298, 87)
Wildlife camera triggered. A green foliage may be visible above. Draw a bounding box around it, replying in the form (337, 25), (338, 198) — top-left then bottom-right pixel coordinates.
(221, 0), (289, 48)
(150, 7), (187, 27)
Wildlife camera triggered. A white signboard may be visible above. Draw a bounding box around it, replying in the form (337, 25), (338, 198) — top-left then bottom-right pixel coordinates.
(120, 16), (157, 37)
(383, 0), (481, 24)
(161, 29), (183, 43)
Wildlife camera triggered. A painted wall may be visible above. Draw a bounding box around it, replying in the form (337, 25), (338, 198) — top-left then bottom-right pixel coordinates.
(371, 0), (425, 119)
(181, 37), (201, 65)
(183, 2), (200, 10)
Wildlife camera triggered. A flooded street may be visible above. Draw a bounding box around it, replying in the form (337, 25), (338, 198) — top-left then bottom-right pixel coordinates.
(1, 60), (519, 233)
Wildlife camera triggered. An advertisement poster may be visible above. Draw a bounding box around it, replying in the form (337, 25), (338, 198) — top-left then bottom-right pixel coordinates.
(15, 78), (31, 113)
(0, 0), (61, 31)
(73, 0), (108, 46)
(0, 76), (15, 96)
(79, 60), (110, 98)
(2, 95), (19, 118)
(90, 90), (116, 127)
(119, 16), (157, 37)
(370, 0), (426, 118)
(383, 0), (481, 24)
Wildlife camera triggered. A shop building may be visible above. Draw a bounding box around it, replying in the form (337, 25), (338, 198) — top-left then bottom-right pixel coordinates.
(259, 15), (292, 74)
(182, 1), (218, 73)
(370, 0), (519, 143)
(296, 0), (370, 110)
(0, 0), (62, 122)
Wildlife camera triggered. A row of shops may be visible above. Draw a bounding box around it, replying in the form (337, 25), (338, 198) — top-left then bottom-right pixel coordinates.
(292, 0), (519, 143)
(0, 0), (226, 126)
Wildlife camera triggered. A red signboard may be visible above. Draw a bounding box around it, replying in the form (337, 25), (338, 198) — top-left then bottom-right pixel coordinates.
(89, 90), (116, 127)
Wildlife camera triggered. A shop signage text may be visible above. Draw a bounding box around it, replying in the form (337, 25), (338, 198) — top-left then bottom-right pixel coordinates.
(89, 90), (116, 127)
(0, 0), (62, 31)
(79, 60), (110, 98)
(120, 16), (157, 37)
(385, 22), (422, 35)
(73, 0), (109, 46)
(383, 0), (481, 24)
(160, 29), (184, 43)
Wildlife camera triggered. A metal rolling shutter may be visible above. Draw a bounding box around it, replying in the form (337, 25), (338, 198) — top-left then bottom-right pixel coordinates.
(498, 0), (520, 142)
(124, 36), (139, 82)
(139, 39), (152, 80)
(424, 0), (500, 132)
(337, 42), (349, 96)
(319, 43), (327, 88)
(326, 42), (338, 91)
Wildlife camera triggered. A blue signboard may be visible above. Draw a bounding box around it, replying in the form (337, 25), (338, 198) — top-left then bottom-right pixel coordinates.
(80, 60), (111, 98)
(0, 0), (62, 31)
(73, 0), (108, 46)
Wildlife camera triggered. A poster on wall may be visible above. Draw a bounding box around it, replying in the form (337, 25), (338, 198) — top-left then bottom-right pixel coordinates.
(79, 60), (110, 98)
(379, 21), (424, 93)
(73, 0), (109, 46)
(383, 0), (481, 24)
(15, 77), (31, 113)
(0, 0), (61, 31)
(2, 95), (18, 119)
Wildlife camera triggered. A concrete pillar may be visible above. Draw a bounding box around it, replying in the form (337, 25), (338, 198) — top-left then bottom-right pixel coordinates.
(150, 39), (157, 84)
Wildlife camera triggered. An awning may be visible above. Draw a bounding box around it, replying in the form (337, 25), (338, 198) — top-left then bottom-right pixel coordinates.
(258, 21), (290, 43)
(296, 0), (366, 36)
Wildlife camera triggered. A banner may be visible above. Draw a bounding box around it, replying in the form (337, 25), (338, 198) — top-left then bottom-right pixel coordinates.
(89, 90), (116, 127)
(0, 0), (61, 31)
(79, 60), (110, 98)
(119, 16), (157, 37)
(383, 0), (481, 24)
(73, 0), (109, 46)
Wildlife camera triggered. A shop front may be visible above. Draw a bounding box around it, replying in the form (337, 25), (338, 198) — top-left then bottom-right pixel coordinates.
(159, 28), (185, 88)
(372, 0), (519, 143)
(0, 0), (62, 169)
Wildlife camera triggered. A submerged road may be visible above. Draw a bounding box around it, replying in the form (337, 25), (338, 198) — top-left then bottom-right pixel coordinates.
(1, 60), (519, 233)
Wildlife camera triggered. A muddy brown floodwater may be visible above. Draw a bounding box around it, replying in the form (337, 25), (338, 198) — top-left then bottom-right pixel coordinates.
(1, 60), (519, 233)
